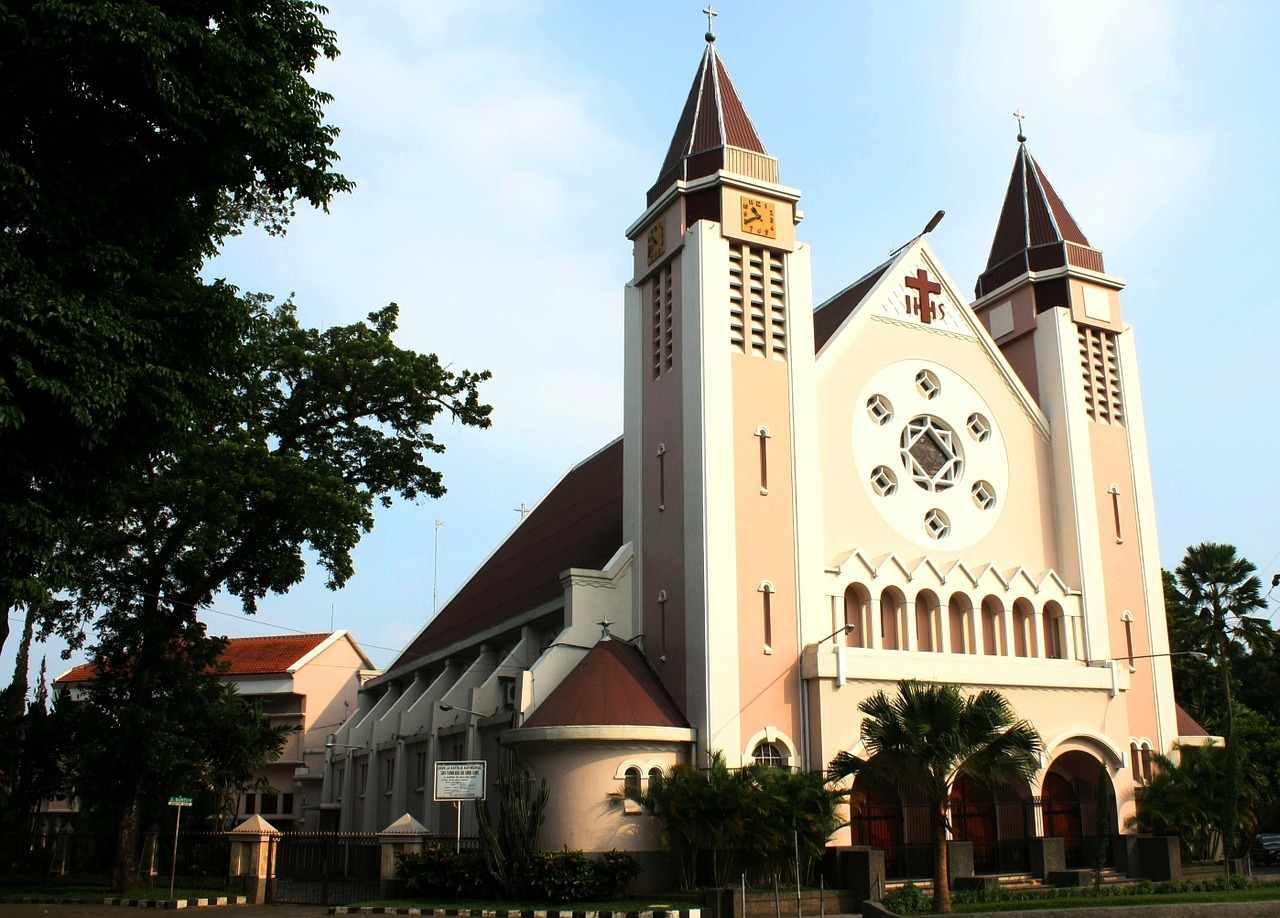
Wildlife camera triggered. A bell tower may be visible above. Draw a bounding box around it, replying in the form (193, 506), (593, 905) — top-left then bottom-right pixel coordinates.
(621, 25), (822, 767)
(972, 133), (1179, 753)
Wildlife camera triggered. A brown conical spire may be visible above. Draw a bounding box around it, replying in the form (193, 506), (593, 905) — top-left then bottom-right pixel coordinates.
(646, 39), (775, 204)
(976, 142), (1104, 299)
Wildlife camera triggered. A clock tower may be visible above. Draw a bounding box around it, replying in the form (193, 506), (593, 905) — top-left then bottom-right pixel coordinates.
(622, 31), (822, 768)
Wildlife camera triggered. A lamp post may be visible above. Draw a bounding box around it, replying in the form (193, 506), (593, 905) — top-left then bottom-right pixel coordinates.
(1086, 650), (1208, 697)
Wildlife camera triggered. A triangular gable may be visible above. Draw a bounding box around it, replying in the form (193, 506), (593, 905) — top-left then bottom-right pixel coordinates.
(816, 238), (1048, 438)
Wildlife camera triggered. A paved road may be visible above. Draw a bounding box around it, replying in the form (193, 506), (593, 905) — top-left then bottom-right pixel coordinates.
(0, 905), (333, 918)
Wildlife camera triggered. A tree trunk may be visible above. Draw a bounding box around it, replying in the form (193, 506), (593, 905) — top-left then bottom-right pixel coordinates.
(933, 801), (951, 914)
(112, 794), (142, 894)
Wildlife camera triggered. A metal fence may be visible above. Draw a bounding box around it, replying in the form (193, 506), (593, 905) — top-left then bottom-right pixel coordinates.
(270, 831), (382, 905)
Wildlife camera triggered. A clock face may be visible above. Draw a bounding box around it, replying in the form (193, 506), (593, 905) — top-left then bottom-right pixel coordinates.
(852, 360), (1009, 550)
(647, 221), (666, 265)
(739, 196), (777, 239)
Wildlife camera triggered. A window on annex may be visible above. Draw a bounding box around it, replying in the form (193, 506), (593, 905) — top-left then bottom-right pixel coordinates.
(752, 742), (786, 768)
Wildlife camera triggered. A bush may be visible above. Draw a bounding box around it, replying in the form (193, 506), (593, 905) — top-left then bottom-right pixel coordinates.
(882, 882), (930, 915)
(526, 848), (642, 903)
(397, 845), (639, 904)
(396, 844), (496, 898)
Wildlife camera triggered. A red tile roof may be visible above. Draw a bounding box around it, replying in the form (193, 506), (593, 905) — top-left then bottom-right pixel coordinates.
(520, 637), (688, 729)
(56, 633), (334, 683)
(1175, 702), (1210, 737)
(649, 40), (769, 202)
(389, 439), (624, 671)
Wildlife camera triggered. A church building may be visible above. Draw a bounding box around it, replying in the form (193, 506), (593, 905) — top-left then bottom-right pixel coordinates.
(324, 27), (1198, 879)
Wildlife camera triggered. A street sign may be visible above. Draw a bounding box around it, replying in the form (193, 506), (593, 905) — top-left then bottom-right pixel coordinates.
(434, 761), (487, 801)
(168, 796), (193, 807)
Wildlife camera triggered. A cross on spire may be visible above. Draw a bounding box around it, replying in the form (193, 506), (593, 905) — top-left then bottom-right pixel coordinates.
(703, 4), (717, 42)
(1013, 108), (1027, 143)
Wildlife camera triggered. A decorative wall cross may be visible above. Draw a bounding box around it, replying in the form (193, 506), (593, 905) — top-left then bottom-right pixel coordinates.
(904, 268), (944, 325)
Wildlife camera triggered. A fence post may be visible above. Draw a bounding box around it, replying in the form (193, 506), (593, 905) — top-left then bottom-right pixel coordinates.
(378, 813), (431, 898)
(227, 815), (281, 904)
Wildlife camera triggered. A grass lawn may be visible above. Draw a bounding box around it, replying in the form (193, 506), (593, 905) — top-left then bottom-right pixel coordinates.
(951, 883), (1280, 912)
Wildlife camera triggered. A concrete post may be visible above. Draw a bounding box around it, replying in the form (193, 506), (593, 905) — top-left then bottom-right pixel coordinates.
(227, 815), (281, 905)
(378, 813), (432, 898)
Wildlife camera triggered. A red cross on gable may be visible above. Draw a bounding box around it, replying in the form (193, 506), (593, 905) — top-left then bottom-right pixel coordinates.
(904, 268), (945, 325)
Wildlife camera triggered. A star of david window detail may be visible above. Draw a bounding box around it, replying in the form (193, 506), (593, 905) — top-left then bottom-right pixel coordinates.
(900, 416), (963, 493)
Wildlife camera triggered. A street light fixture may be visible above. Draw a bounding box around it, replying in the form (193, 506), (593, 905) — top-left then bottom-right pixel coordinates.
(816, 624), (856, 645)
(439, 703), (489, 718)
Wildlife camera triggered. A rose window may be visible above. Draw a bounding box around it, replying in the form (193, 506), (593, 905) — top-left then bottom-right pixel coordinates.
(900, 416), (963, 492)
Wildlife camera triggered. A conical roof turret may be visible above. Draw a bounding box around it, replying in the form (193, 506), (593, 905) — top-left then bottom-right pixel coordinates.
(975, 142), (1105, 299)
(646, 38), (776, 204)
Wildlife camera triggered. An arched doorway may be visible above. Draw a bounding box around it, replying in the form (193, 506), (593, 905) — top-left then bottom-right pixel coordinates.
(950, 776), (1033, 873)
(1042, 749), (1115, 868)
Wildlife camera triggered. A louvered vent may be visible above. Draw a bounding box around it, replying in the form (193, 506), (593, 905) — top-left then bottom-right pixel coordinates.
(1078, 326), (1124, 425)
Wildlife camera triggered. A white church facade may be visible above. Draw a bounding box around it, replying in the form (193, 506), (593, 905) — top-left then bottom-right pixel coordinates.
(323, 33), (1198, 877)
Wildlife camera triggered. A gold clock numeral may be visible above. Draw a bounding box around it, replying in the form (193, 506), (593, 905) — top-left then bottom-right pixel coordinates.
(739, 196), (777, 239)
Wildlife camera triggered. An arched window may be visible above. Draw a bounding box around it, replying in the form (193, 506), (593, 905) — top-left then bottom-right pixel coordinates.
(752, 742), (785, 768)
(1043, 602), (1064, 659)
(844, 584), (871, 648)
(1012, 598), (1034, 657)
(880, 588), (904, 651)
(647, 767), (662, 797)
(915, 591), (939, 652)
(981, 597), (1004, 656)
(624, 766), (641, 799)
(948, 594), (972, 654)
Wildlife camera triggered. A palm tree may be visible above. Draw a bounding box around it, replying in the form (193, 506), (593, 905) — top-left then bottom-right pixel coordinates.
(828, 681), (1042, 914)
(1174, 542), (1273, 861)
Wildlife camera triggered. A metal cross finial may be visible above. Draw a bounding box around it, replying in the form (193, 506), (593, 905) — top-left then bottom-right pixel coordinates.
(703, 5), (717, 42)
(1013, 108), (1027, 143)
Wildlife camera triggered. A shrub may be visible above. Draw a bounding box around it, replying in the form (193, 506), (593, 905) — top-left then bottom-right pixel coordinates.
(526, 848), (642, 903)
(396, 844), (496, 898)
(882, 882), (930, 915)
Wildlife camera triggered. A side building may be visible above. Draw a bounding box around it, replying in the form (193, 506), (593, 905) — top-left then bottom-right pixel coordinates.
(51, 631), (375, 832)
(328, 32), (1204, 883)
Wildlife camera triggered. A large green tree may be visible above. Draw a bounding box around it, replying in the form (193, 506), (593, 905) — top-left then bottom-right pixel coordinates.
(828, 681), (1042, 915)
(0, 0), (352, 655)
(59, 298), (490, 891)
(1173, 543), (1272, 860)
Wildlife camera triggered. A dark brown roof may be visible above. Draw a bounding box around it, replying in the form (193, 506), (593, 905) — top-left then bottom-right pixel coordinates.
(1176, 703), (1209, 737)
(57, 633), (339, 684)
(520, 637), (688, 729)
(812, 261), (892, 352)
(648, 40), (769, 202)
(390, 439), (624, 671)
(976, 143), (1104, 299)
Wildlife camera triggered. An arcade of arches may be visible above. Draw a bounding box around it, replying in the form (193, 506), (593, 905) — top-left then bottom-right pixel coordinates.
(842, 583), (1070, 659)
(845, 749), (1115, 876)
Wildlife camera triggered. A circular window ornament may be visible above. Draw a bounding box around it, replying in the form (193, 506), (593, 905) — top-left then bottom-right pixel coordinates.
(972, 480), (997, 510)
(870, 465), (898, 496)
(867, 394), (893, 426)
(852, 360), (1009, 550)
(915, 369), (941, 399)
(900, 416), (963, 493)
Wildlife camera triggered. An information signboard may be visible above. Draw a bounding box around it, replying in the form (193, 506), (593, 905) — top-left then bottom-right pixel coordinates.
(434, 760), (487, 801)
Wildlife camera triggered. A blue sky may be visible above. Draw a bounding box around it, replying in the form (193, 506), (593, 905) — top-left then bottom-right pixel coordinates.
(13, 1), (1280, 680)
